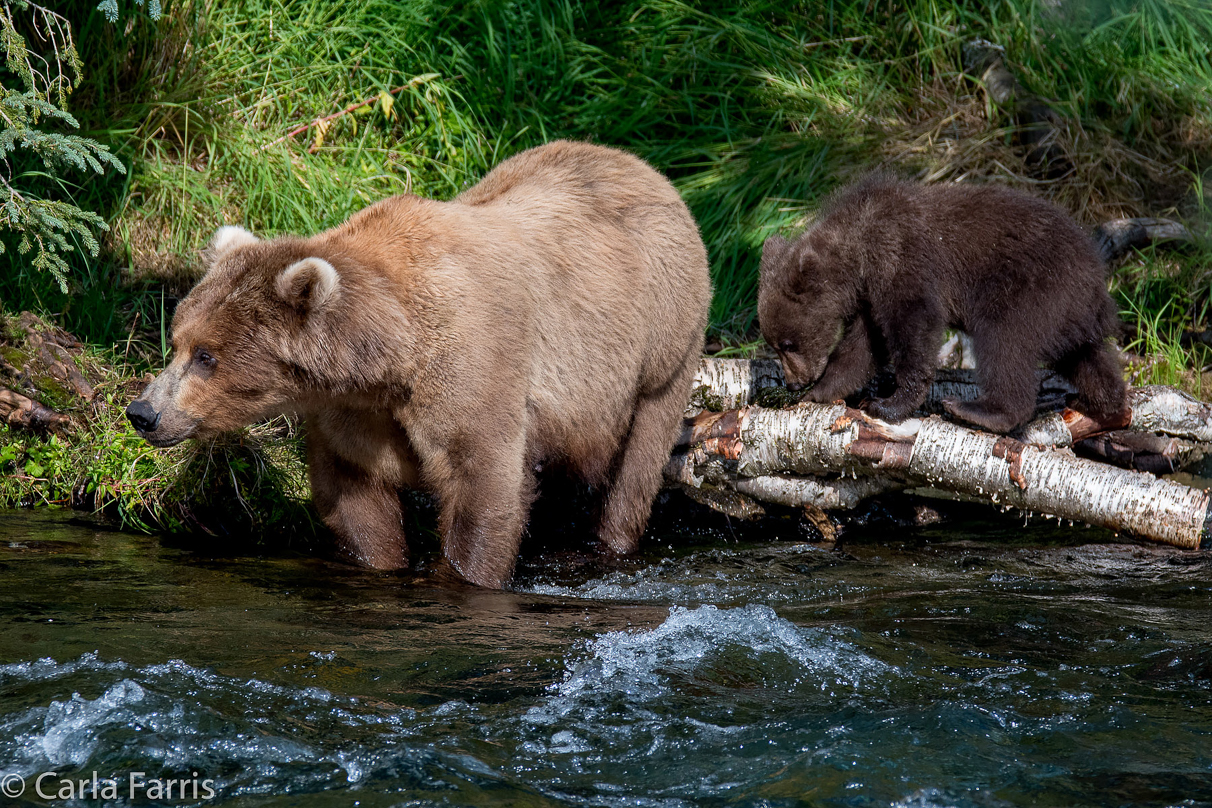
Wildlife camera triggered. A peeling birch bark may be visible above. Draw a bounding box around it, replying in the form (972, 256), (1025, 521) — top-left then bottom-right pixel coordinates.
(671, 388), (1212, 549)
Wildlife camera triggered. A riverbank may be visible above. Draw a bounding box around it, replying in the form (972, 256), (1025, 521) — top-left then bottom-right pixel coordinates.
(2, 0), (1211, 538)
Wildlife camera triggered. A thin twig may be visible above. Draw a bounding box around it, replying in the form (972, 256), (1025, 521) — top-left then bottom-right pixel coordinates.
(259, 83), (410, 152)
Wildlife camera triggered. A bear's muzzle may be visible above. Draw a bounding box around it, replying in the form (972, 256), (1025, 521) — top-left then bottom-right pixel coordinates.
(125, 399), (161, 433)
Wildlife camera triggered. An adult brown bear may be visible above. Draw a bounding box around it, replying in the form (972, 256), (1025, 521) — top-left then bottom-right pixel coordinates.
(758, 174), (1125, 432)
(126, 141), (712, 588)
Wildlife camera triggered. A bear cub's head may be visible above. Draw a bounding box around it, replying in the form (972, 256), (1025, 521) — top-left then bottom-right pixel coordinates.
(757, 232), (850, 391)
(126, 226), (343, 446)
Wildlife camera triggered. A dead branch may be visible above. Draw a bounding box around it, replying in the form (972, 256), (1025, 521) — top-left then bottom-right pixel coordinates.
(963, 39), (1065, 171)
(1095, 217), (1194, 263)
(0, 388), (70, 433)
(260, 77), (431, 152)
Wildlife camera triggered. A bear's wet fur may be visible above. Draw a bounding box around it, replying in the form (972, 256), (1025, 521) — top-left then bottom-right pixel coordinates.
(758, 174), (1126, 432)
(126, 141), (712, 588)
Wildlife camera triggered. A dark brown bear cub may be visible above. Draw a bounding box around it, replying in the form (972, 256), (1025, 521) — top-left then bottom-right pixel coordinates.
(758, 175), (1126, 432)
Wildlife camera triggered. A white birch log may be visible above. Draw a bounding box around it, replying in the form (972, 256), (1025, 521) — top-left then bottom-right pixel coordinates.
(665, 446), (903, 511)
(732, 474), (904, 510)
(1127, 386), (1212, 443)
(672, 375), (1212, 548)
(907, 418), (1208, 548)
(688, 359), (1210, 447)
(687, 358), (785, 414)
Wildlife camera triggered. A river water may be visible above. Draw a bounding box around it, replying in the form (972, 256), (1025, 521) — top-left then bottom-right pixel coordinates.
(1, 506), (1209, 807)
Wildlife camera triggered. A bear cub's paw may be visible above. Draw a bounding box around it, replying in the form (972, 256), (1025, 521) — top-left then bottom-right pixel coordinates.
(941, 397), (1025, 434)
(864, 396), (916, 424)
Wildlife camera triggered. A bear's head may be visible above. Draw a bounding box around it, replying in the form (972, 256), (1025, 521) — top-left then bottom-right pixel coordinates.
(126, 226), (346, 446)
(757, 232), (850, 392)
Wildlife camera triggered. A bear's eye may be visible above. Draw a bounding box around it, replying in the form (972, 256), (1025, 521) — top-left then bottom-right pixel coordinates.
(193, 347), (217, 370)
(778, 339), (796, 353)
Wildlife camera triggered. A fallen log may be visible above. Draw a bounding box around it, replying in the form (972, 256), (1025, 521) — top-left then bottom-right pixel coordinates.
(671, 359), (1212, 549)
(689, 359), (1211, 448)
(0, 388), (71, 433)
(1094, 218), (1194, 264)
(1073, 431), (1184, 476)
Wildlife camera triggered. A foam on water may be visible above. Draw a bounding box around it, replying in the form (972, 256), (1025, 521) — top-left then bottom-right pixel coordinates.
(532, 604), (892, 719)
(511, 604), (898, 801)
(523, 548), (857, 605)
(0, 653), (459, 799)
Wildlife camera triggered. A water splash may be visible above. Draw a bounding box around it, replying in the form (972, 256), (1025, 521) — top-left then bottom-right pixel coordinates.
(0, 653), (445, 799)
(512, 604), (898, 802)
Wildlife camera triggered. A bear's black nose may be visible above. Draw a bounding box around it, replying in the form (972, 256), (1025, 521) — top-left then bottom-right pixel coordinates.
(125, 399), (161, 432)
(785, 381), (806, 392)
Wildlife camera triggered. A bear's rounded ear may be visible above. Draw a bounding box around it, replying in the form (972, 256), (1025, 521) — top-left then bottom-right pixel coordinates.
(209, 225), (260, 259)
(276, 257), (340, 313)
(760, 235), (797, 289)
(762, 234), (791, 263)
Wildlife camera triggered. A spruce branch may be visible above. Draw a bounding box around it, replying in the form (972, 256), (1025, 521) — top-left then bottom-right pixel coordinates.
(1, 1), (129, 290)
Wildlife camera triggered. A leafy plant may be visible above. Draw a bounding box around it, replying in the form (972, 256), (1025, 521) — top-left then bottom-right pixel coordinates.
(0, 0), (141, 291)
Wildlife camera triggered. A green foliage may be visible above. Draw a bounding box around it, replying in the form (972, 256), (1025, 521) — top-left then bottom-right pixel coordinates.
(94, 0), (1210, 338)
(0, 409), (316, 538)
(0, 1), (127, 291)
(1110, 241), (1212, 395)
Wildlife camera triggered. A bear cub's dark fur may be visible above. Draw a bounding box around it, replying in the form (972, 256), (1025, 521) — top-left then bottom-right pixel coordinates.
(758, 175), (1126, 432)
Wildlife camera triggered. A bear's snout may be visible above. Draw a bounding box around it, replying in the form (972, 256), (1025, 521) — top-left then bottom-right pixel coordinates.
(125, 399), (161, 433)
(784, 380), (808, 392)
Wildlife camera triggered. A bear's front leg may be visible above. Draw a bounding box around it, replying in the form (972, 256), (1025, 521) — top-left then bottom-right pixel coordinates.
(438, 460), (533, 588)
(865, 296), (944, 423)
(410, 421), (534, 588)
(805, 314), (878, 403)
(309, 437), (408, 570)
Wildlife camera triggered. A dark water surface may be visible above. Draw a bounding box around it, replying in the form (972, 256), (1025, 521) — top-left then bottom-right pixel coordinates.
(1, 508), (1210, 807)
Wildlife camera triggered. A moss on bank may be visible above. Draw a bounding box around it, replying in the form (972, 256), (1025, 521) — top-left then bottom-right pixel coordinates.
(0, 313), (314, 537)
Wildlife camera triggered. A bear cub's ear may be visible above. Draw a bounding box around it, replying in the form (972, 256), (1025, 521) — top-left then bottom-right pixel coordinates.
(761, 234), (792, 265)
(209, 225), (260, 258)
(276, 257), (340, 312)
(760, 234), (805, 295)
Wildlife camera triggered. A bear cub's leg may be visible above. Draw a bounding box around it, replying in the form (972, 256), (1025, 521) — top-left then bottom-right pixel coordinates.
(865, 296), (945, 423)
(942, 323), (1040, 433)
(804, 314), (878, 403)
(1056, 341), (1128, 421)
(309, 442), (409, 570)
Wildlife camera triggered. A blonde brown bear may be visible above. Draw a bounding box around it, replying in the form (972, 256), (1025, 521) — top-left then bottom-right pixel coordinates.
(126, 141), (712, 588)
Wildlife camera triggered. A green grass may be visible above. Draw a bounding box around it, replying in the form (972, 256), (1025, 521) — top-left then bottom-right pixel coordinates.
(11, 0), (1210, 336)
(1, 0), (1211, 529)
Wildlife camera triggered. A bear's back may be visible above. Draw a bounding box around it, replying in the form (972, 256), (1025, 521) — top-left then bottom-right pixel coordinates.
(447, 141), (709, 379)
(316, 141), (709, 472)
(455, 140), (683, 212)
(818, 176), (1104, 298)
